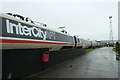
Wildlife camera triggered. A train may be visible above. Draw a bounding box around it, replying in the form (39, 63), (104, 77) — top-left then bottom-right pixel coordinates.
(0, 13), (101, 51)
(1, 13), (104, 79)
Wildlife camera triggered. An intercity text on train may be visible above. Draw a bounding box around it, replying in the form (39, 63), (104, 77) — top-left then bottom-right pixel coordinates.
(6, 20), (56, 40)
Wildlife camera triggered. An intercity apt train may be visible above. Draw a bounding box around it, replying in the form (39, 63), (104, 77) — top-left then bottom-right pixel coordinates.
(0, 13), (100, 51)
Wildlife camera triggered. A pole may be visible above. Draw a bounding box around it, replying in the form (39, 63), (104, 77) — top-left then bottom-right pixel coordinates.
(109, 16), (113, 46)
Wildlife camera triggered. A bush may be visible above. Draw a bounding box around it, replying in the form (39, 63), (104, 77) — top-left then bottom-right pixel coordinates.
(115, 42), (120, 54)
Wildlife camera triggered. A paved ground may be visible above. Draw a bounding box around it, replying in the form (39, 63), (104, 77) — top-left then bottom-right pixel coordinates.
(31, 47), (118, 78)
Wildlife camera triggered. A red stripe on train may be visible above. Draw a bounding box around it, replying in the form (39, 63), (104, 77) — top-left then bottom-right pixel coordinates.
(0, 39), (72, 45)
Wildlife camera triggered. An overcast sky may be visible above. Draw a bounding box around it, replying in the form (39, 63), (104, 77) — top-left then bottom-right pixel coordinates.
(0, 0), (119, 40)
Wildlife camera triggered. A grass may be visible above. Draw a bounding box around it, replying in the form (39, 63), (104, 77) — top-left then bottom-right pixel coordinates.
(85, 48), (94, 53)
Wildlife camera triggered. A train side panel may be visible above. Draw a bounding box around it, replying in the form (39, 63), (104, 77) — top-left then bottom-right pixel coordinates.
(0, 15), (75, 51)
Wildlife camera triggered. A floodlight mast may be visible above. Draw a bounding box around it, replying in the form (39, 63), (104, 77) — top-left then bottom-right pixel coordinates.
(109, 16), (113, 46)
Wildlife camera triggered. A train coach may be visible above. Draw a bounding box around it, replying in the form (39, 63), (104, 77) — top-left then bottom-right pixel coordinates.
(80, 39), (101, 49)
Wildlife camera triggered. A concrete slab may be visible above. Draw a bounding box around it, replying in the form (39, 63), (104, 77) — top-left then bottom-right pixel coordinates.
(30, 47), (118, 78)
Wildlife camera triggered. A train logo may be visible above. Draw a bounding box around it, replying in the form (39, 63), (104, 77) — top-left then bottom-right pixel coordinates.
(6, 19), (56, 40)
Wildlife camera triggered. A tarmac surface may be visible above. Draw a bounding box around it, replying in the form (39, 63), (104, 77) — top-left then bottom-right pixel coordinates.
(31, 47), (118, 78)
